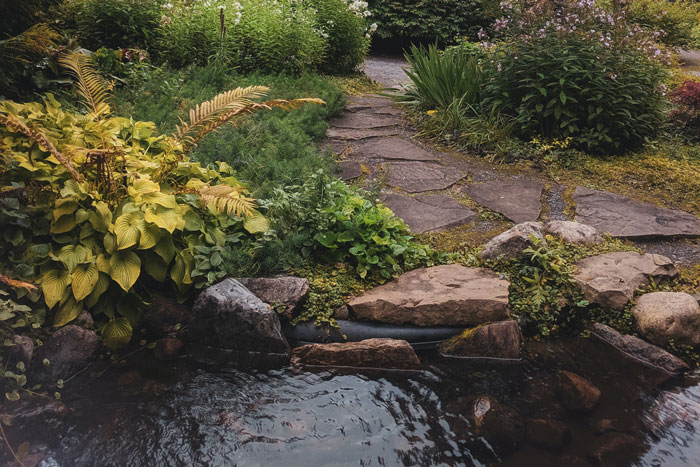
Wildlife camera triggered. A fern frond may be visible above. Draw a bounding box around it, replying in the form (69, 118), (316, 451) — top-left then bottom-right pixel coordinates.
(175, 86), (270, 144)
(198, 184), (258, 217)
(0, 113), (83, 182)
(0, 24), (61, 61)
(59, 52), (113, 118)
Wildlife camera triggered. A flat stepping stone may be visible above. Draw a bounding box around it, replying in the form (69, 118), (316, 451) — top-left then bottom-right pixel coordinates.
(349, 137), (438, 162)
(326, 127), (400, 141)
(466, 178), (544, 223)
(346, 95), (395, 111)
(320, 139), (349, 154)
(331, 112), (401, 130)
(386, 162), (465, 193)
(347, 264), (510, 327)
(380, 193), (477, 234)
(573, 187), (700, 238)
(338, 161), (363, 181)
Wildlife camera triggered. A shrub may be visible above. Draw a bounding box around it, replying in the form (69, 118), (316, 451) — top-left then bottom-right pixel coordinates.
(367, 0), (494, 45)
(157, 0), (327, 73)
(60, 0), (163, 50)
(0, 53), (323, 348)
(625, 0), (698, 47)
(670, 79), (700, 138)
(309, 0), (372, 73)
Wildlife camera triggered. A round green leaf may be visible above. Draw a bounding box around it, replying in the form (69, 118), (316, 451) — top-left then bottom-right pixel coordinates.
(71, 263), (99, 301)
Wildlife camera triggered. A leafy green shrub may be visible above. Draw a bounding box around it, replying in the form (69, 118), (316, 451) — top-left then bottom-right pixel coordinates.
(401, 43), (484, 109)
(367, 0), (494, 45)
(0, 53), (322, 348)
(626, 0), (698, 47)
(310, 0), (372, 73)
(60, 0), (163, 50)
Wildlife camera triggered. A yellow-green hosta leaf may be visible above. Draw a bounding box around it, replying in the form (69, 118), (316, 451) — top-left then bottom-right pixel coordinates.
(136, 219), (163, 250)
(183, 209), (204, 232)
(109, 251), (141, 292)
(88, 201), (113, 233)
(142, 251), (168, 282)
(71, 263), (99, 301)
(129, 179), (160, 195)
(85, 272), (110, 308)
(170, 251), (193, 293)
(143, 191), (178, 209)
(96, 253), (111, 274)
(102, 317), (132, 350)
(243, 213), (270, 234)
(114, 211), (143, 250)
(75, 208), (89, 224)
(144, 205), (179, 234)
(52, 213), (76, 235)
(153, 235), (175, 264)
(103, 232), (117, 255)
(53, 198), (78, 221)
(54, 294), (82, 327)
(57, 244), (92, 272)
(39, 267), (71, 309)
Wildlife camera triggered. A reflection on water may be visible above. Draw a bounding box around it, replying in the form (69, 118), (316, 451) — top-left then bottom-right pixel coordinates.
(5, 342), (700, 467)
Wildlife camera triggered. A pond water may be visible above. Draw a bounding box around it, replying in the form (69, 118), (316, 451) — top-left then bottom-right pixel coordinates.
(6, 339), (700, 467)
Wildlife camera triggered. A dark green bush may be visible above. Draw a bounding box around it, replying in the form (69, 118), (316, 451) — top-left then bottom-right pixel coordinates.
(60, 0), (163, 50)
(484, 34), (667, 153)
(367, 0), (494, 45)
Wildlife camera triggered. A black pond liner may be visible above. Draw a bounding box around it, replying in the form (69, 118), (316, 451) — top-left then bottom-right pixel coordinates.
(282, 319), (465, 350)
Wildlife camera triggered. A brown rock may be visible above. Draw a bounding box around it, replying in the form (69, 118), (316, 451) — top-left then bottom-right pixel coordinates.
(589, 322), (689, 376)
(144, 294), (192, 337)
(348, 264), (510, 326)
(545, 220), (601, 245)
(350, 137), (438, 161)
(290, 338), (421, 370)
(573, 252), (678, 310)
(154, 338), (183, 360)
(557, 370), (601, 412)
(9, 334), (34, 366)
(31, 325), (98, 387)
(466, 178), (544, 223)
(386, 161), (465, 193)
(631, 292), (700, 346)
(338, 161), (363, 181)
(380, 193), (477, 234)
(438, 320), (522, 359)
(236, 276), (310, 317)
(334, 304), (350, 320)
(480, 222), (546, 261)
(331, 113), (401, 129)
(525, 418), (571, 449)
(591, 432), (645, 466)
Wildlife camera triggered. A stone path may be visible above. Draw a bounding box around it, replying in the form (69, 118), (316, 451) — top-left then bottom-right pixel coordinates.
(323, 57), (700, 264)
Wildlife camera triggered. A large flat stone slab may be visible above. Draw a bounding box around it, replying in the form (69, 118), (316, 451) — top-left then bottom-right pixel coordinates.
(380, 193), (477, 234)
(326, 127), (400, 141)
(346, 95), (396, 111)
(350, 137), (437, 161)
(338, 161), (363, 181)
(348, 264), (510, 326)
(573, 252), (678, 310)
(573, 187), (700, 238)
(387, 162), (465, 193)
(290, 338), (421, 370)
(331, 112), (401, 129)
(466, 178), (544, 223)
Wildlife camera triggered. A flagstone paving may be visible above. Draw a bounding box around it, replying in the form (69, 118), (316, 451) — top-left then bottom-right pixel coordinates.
(465, 178), (545, 223)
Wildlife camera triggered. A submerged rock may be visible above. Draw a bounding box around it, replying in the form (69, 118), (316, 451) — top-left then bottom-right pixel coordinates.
(588, 323), (688, 376)
(290, 338), (421, 370)
(573, 252), (678, 310)
(348, 264), (510, 326)
(235, 276), (310, 318)
(591, 432), (646, 466)
(544, 220), (601, 245)
(154, 338), (184, 361)
(143, 294), (192, 337)
(438, 320), (522, 360)
(31, 325), (98, 387)
(189, 278), (290, 354)
(557, 370), (601, 412)
(525, 418), (571, 449)
(480, 222), (546, 261)
(631, 292), (700, 346)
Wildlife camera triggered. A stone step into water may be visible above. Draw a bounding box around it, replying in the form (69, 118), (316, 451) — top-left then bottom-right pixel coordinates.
(380, 193), (477, 234)
(465, 178), (544, 223)
(573, 186), (700, 238)
(290, 338), (421, 370)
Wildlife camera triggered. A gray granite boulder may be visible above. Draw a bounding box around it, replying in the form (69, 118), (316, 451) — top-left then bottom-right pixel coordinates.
(190, 278), (290, 354)
(545, 220), (602, 245)
(631, 292), (700, 346)
(573, 252), (678, 310)
(348, 264), (510, 326)
(480, 222), (546, 261)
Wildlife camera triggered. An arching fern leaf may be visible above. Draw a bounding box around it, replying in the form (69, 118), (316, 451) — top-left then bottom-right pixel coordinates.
(58, 52), (113, 118)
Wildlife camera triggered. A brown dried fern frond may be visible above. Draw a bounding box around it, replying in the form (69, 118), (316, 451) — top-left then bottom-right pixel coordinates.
(59, 52), (113, 118)
(198, 184), (258, 217)
(0, 23), (61, 62)
(0, 113), (83, 182)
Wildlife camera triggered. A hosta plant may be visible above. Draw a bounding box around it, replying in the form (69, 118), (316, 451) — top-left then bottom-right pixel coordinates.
(0, 52), (323, 348)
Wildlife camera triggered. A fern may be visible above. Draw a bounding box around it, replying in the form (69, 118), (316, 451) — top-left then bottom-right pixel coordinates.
(198, 184), (258, 217)
(58, 52), (113, 118)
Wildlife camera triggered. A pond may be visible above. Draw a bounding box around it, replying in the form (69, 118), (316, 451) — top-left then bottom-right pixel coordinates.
(6, 338), (700, 466)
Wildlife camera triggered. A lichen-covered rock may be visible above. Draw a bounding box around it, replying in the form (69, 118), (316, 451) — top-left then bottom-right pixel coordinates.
(235, 276), (309, 317)
(438, 320), (522, 359)
(348, 264), (510, 326)
(31, 325), (98, 387)
(631, 292), (700, 346)
(557, 371), (601, 412)
(480, 222), (545, 261)
(573, 252), (677, 310)
(189, 278), (289, 354)
(290, 338), (421, 370)
(544, 220), (601, 245)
